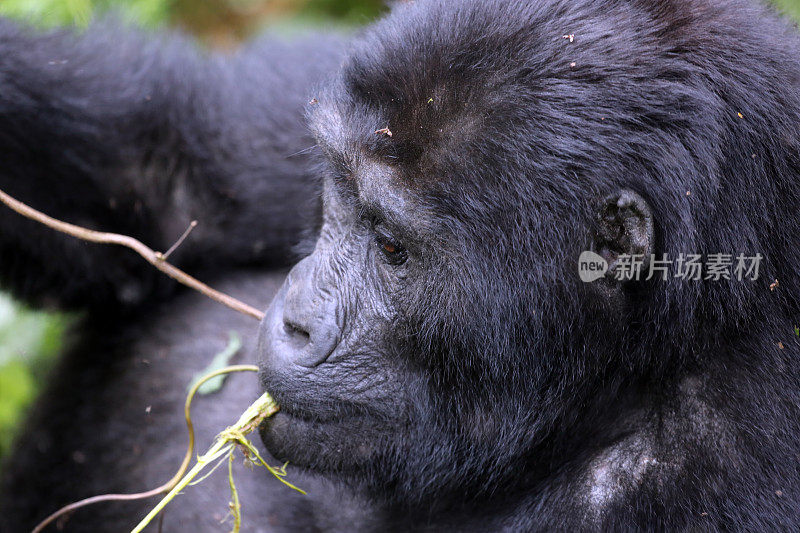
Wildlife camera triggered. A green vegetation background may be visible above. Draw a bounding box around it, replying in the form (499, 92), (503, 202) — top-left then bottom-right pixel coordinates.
(0, 0), (798, 460)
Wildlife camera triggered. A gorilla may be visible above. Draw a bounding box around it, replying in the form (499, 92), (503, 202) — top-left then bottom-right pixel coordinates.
(1, 0), (800, 530)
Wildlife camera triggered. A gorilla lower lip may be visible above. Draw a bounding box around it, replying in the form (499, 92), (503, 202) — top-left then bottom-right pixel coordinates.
(259, 411), (317, 466)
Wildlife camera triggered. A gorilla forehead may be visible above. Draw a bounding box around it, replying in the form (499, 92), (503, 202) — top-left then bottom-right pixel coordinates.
(308, 0), (720, 210)
(307, 1), (549, 189)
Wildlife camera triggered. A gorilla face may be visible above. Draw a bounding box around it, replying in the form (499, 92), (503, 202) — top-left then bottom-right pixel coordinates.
(258, 171), (417, 475)
(259, 0), (702, 508)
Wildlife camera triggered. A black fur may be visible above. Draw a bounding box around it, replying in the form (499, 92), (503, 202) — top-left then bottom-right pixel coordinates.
(3, 0), (800, 530)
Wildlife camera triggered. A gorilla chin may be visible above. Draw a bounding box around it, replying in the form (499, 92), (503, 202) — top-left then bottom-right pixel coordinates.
(259, 411), (331, 470)
(259, 409), (384, 474)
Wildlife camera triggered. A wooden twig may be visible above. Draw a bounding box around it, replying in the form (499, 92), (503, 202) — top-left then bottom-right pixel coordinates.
(159, 220), (198, 260)
(0, 189), (264, 321)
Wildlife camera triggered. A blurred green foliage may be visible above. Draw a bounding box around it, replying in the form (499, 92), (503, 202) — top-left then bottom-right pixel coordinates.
(0, 297), (71, 457)
(303, 0), (384, 22)
(0, 362), (35, 456)
(774, 0), (800, 20)
(0, 0), (172, 28)
(0, 0), (386, 44)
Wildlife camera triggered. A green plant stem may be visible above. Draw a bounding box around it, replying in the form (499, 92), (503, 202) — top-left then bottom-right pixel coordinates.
(32, 365), (260, 533)
(131, 439), (232, 533)
(130, 389), (296, 533)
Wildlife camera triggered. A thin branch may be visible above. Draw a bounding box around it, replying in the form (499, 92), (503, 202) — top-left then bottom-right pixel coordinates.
(0, 189), (264, 321)
(159, 220), (198, 260)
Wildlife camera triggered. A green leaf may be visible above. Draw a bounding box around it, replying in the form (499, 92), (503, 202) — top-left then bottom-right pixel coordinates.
(188, 331), (243, 396)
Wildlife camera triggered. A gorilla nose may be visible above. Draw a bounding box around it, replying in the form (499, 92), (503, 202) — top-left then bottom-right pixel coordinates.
(280, 291), (339, 367)
(259, 259), (340, 369)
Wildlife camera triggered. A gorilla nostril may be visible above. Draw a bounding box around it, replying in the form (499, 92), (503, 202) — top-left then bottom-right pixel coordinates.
(283, 320), (311, 346)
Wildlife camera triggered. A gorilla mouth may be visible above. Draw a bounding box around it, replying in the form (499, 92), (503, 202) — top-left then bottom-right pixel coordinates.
(258, 411), (307, 464)
(259, 403), (384, 472)
(259, 410), (342, 470)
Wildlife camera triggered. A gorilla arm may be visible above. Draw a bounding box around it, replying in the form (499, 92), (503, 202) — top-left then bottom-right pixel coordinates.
(0, 19), (340, 310)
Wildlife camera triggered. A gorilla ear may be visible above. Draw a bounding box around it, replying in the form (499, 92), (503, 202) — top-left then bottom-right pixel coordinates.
(592, 190), (654, 279)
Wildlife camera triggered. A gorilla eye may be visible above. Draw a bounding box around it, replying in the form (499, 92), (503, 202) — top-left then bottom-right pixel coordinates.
(374, 231), (408, 265)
